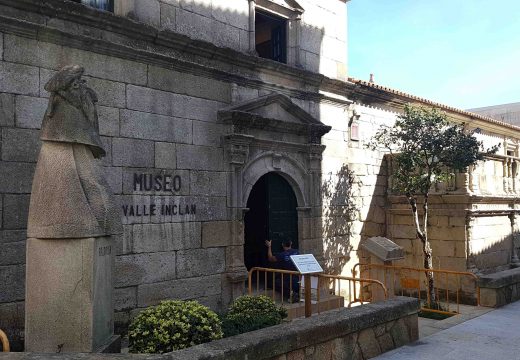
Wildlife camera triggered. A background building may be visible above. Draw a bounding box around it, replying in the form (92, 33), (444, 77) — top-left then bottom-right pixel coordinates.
(0, 0), (519, 349)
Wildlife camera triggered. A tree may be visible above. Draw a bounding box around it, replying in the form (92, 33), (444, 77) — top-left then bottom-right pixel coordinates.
(368, 104), (498, 304)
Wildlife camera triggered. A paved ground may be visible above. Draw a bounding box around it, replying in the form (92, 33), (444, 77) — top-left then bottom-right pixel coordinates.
(374, 300), (520, 360)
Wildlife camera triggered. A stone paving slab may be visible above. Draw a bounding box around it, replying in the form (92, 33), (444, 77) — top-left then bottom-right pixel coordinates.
(375, 300), (520, 360)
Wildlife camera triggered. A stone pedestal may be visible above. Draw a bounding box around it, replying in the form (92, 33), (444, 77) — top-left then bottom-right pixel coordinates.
(25, 237), (116, 352)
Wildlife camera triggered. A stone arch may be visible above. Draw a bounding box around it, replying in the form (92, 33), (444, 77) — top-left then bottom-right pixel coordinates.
(241, 152), (308, 209)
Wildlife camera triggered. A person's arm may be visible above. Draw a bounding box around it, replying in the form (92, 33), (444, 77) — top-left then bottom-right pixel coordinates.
(265, 240), (278, 262)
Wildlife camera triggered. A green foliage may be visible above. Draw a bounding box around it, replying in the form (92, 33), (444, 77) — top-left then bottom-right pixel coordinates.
(128, 300), (223, 354)
(220, 295), (288, 337)
(368, 104), (498, 196)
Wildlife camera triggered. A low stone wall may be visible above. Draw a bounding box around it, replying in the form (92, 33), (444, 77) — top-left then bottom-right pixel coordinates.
(479, 267), (520, 307)
(1, 297), (418, 360)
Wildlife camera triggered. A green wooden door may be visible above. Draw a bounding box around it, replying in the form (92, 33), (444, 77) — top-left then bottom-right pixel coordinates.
(244, 172), (299, 269)
(267, 173), (298, 253)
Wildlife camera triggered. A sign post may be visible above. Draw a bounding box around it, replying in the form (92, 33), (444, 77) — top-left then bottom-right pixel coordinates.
(290, 254), (323, 318)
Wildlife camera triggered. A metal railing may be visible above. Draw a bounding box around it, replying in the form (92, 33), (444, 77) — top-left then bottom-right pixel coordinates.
(352, 263), (480, 315)
(248, 267), (388, 317)
(0, 329), (9, 352)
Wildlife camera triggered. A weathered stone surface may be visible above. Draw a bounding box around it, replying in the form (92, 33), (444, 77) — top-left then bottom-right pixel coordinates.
(100, 136), (113, 167)
(389, 318), (410, 347)
(155, 142), (177, 169)
(15, 95), (48, 129)
(112, 138), (154, 167)
(190, 170), (227, 196)
(177, 248), (226, 278)
(193, 121), (227, 146)
(0, 161), (35, 193)
(114, 287), (137, 311)
(126, 85), (186, 118)
(211, 20), (241, 50)
(377, 332), (395, 353)
(159, 3), (176, 31)
(85, 77), (126, 108)
(0, 93), (14, 126)
(211, 0), (249, 30)
(357, 328), (381, 359)
(0, 62), (39, 96)
(3, 194), (30, 230)
(0, 264), (25, 302)
(115, 252), (176, 287)
(148, 65), (231, 102)
(63, 47), (147, 85)
(1, 128), (41, 162)
(0, 301), (24, 350)
(185, 96), (224, 122)
(177, 144), (225, 171)
(104, 166), (123, 194)
(202, 221), (232, 248)
(176, 8), (213, 43)
(0, 241), (25, 266)
(137, 274), (222, 307)
(286, 349), (304, 360)
(0, 230), (26, 244)
(98, 106), (120, 137)
(4, 34), (63, 69)
(126, 222), (201, 253)
(134, 0), (160, 26)
(25, 237), (114, 352)
(120, 109), (192, 143)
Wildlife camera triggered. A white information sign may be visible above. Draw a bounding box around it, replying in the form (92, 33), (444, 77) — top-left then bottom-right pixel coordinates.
(290, 254), (323, 274)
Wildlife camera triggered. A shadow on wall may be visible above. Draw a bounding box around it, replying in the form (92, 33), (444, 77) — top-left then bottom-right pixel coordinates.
(357, 157), (388, 264)
(321, 165), (357, 274)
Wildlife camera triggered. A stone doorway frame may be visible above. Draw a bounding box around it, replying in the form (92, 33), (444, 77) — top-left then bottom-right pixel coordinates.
(218, 93), (331, 304)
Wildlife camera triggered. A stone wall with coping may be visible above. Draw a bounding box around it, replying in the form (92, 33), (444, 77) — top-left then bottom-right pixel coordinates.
(479, 267), (520, 307)
(0, 297), (420, 359)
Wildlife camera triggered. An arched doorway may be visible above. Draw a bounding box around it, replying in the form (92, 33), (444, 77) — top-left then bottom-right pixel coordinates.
(244, 172), (299, 270)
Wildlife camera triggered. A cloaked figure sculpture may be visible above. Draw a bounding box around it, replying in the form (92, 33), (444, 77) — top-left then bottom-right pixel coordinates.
(25, 65), (122, 353)
(28, 64), (121, 238)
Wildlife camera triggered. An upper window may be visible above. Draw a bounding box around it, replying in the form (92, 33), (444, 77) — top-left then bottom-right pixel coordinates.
(255, 10), (287, 64)
(73, 0), (114, 12)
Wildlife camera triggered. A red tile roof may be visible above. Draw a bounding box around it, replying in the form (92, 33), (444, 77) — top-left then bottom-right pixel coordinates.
(348, 77), (520, 132)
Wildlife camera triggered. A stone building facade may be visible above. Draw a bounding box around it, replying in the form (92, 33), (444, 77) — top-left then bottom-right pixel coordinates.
(0, 0), (519, 347)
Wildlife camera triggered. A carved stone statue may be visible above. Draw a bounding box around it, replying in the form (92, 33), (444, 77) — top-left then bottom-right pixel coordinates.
(27, 64), (121, 238)
(25, 65), (121, 353)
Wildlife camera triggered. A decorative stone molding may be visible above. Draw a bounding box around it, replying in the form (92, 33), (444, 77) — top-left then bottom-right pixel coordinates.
(220, 92), (329, 258)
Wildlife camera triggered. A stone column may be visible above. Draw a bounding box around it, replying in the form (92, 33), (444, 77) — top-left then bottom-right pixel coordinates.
(469, 164), (479, 194)
(248, 0), (257, 54)
(465, 215), (479, 273)
(509, 213), (520, 267)
(222, 136), (252, 305)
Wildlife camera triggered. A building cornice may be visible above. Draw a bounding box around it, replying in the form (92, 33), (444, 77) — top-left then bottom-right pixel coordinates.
(0, 0), (352, 103)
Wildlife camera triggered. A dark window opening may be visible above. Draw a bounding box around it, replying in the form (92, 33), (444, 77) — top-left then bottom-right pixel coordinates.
(72, 0), (114, 12)
(255, 10), (287, 63)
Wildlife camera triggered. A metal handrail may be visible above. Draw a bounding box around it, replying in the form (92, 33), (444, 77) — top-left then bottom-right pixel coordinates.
(319, 273), (388, 307)
(248, 267), (388, 317)
(352, 263), (481, 314)
(0, 329), (9, 352)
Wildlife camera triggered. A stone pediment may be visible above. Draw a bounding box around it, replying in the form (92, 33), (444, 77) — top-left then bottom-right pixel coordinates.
(218, 94), (331, 143)
(257, 0), (304, 15)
